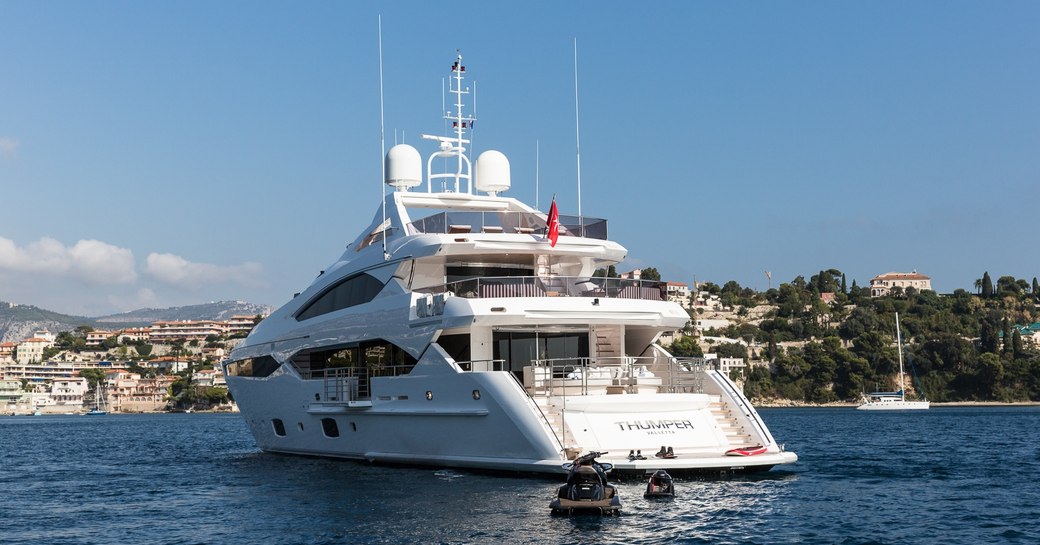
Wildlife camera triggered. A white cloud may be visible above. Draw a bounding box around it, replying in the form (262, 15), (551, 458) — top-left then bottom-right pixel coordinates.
(145, 252), (265, 290)
(0, 236), (137, 285)
(0, 137), (18, 158)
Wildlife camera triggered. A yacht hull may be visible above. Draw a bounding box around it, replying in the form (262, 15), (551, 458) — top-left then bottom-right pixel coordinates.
(227, 360), (797, 475)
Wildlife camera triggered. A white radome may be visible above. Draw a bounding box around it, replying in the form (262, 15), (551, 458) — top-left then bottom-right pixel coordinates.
(474, 149), (511, 195)
(385, 144), (422, 190)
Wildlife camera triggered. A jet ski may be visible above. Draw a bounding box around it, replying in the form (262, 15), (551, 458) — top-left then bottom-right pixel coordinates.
(549, 451), (622, 516)
(643, 469), (675, 498)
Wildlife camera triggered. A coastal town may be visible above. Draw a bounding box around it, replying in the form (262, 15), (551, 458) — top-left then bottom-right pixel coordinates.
(0, 315), (260, 415)
(3, 268), (1039, 415)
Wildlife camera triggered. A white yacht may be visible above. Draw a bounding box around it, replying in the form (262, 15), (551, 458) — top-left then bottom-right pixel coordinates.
(222, 54), (797, 475)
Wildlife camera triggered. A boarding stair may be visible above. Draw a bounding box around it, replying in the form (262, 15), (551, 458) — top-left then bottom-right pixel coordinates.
(532, 396), (578, 453)
(708, 395), (754, 447)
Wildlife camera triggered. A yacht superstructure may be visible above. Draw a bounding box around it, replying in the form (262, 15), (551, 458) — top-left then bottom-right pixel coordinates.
(222, 54), (797, 475)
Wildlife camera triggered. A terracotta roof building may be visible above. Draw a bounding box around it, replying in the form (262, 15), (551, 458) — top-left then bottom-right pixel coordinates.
(870, 271), (932, 297)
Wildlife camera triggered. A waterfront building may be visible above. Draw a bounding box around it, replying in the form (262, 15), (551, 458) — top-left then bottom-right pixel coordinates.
(870, 271), (932, 297)
(49, 377), (89, 408)
(105, 371), (175, 413)
(0, 379), (30, 413)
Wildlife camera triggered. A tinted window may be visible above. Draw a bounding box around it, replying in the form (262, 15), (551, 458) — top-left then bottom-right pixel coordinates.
(225, 355), (281, 377)
(321, 418), (340, 438)
(297, 273), (385, 321)
(272, 419), (286, 436)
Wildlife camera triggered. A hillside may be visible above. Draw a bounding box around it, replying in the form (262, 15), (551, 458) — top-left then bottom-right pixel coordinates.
(0, 300), (272, 343)
(95, 301), (271, 324)
(0, 302), (94, 344)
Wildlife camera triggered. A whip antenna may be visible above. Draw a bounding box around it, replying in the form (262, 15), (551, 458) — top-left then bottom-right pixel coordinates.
(378, 15), (389, 260)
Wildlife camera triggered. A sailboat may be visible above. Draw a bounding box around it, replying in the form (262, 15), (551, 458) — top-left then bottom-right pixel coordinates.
(857, 312), (929, 410)
(85, 380), (108, 416)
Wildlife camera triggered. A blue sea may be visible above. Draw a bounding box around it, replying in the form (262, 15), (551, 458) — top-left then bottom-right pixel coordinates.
(2, 407), (1038, 545)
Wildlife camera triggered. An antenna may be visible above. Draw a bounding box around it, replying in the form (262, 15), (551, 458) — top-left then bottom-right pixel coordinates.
(535, 139), (540, 210)
(378, 15), (389, 261)
(573, 38), (584, 236)
(421, 52), (474, 193)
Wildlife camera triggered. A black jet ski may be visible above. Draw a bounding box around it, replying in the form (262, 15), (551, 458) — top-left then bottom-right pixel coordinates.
(549, 451), (622, 516)
(643, 469), (675, 498)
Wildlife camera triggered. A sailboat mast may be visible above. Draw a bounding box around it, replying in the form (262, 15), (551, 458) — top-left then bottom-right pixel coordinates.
(896, 312), (905, 401)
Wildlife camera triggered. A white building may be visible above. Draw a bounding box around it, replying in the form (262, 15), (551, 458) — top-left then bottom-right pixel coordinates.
(15, 337), (54, 365)
(49, 377), (89, 408)
(695, 318), (731, 332)
(665, 282), (692, 308)
(870, 271), (932, 297)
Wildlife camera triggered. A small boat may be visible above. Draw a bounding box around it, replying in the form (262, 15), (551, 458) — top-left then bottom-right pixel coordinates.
(643, 470), (675, 498)
(85, 379), (108, 416)
(725, 445), (768, 457)
(549, 451), (622, 516)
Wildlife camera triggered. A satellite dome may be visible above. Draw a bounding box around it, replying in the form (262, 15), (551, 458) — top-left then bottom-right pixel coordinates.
(385, 144), (422, 190)
(474, 150), (510, 195)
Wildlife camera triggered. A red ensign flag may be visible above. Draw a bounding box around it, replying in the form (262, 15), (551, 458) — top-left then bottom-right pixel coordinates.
(547, 196), (560, 247)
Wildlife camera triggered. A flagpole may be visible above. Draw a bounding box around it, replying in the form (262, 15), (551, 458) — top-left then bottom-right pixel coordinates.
(573, 37), (583, 236)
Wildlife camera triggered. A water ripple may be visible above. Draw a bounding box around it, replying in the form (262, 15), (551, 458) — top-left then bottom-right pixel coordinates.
(2, 408), (1039, 544)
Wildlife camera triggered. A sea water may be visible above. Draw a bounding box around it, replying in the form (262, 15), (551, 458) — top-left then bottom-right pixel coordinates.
(2, 408), (1038, 545)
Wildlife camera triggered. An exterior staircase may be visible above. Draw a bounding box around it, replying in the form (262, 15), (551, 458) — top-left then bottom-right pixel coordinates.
(708, 395), (753, 447)
(532, 396), (576, 451)
(592, 325), (623, 362)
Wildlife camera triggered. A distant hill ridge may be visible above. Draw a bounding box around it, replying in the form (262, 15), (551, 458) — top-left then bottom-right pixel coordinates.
(0, 300), (272, 343)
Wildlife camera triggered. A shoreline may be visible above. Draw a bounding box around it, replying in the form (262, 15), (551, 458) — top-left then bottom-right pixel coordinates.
(755, 400), (1040, 408)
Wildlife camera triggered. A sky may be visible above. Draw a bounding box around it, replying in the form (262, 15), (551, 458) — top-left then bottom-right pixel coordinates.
(2, 1), (1038, 316)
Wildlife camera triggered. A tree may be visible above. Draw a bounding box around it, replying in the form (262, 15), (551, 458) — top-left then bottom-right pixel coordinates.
(669, 335), (703, 357)
(136, 344), (153, 357)
(976, 353), (1004, 399)
(1002, 318), (1012, 355)
(841, 273), (847, 294)
(715, 342), (747, 361)
(981, 271), (994, 298)
(980, 319), (999, 354)
(80, 368), (107, 394)
(1033, 277), (1039, 299)
(997, 276), (1024, 297)
(1012, 329), (1024, 360)
(593, 265), (618, 278)
(640, 267), (661, 281)
(839, 306), (880, 340)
